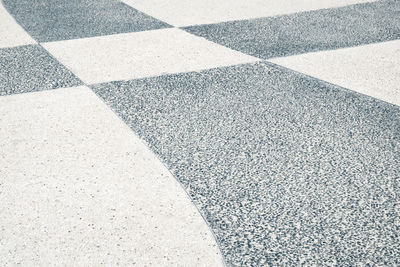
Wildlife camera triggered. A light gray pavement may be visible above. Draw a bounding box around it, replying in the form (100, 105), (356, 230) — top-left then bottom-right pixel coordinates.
(0, 86), (224, 266)
(0, 0), (399, 266)
(270, 40), (400, 106)
(41, 28), (259, 84)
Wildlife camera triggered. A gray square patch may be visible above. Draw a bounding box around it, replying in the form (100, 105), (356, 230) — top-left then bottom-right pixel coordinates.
(0, 45), (82, 96)
(3, 0), (171, 42)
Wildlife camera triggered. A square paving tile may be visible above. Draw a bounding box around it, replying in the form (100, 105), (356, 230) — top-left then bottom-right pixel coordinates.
(2, 0), (170, 42)
(0, 45), (82, 96)
(42, 28), (259, 84)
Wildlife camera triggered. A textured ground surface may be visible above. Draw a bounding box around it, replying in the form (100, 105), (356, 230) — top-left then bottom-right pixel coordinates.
(1, 0), (399, 266)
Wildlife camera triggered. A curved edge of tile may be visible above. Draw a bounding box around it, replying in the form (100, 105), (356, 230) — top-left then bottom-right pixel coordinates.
(0, 0), (35, 48)
(0, 86), (225, 266)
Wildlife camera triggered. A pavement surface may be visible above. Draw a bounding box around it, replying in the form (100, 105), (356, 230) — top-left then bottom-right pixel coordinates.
(0, 0), (399, 266)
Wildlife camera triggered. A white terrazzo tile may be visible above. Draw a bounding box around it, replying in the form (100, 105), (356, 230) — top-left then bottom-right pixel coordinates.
(270, 40), (400, 106)
(121, 0), (375, 27)
(0, 86), (224, 266)
(0, 1), (35, 48)
(42, 28), (259, 84)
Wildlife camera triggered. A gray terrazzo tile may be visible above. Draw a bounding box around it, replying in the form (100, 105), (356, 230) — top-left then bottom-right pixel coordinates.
(2, 0), (170, 42)
(91, 62), (400, 266)
(183, 0), (400, 59)
(0, 45), (81, 95)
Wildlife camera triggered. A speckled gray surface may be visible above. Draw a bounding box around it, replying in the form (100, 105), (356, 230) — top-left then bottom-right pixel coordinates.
(0, 45), (81, 95)
(183, 0), (400, 59)
(91, 62), (400, 266)
(2, 0), (170, 42)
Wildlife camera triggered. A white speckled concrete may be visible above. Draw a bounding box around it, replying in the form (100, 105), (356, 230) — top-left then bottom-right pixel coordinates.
(0, 1), (35, 48)
(270, 40), (400, 106)
(42, 28), (259, 84)
(0, 86), (224, 266)
(122, 0), (375, 27)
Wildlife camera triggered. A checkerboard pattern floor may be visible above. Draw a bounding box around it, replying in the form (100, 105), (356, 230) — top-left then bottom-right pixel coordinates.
(1, 0), (399, 266)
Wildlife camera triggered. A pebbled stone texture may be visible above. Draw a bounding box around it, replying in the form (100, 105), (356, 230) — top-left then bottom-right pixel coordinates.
(2, 0), (171, 42)
(91, 62), (400, 266)
(0, 45), (81, 96)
